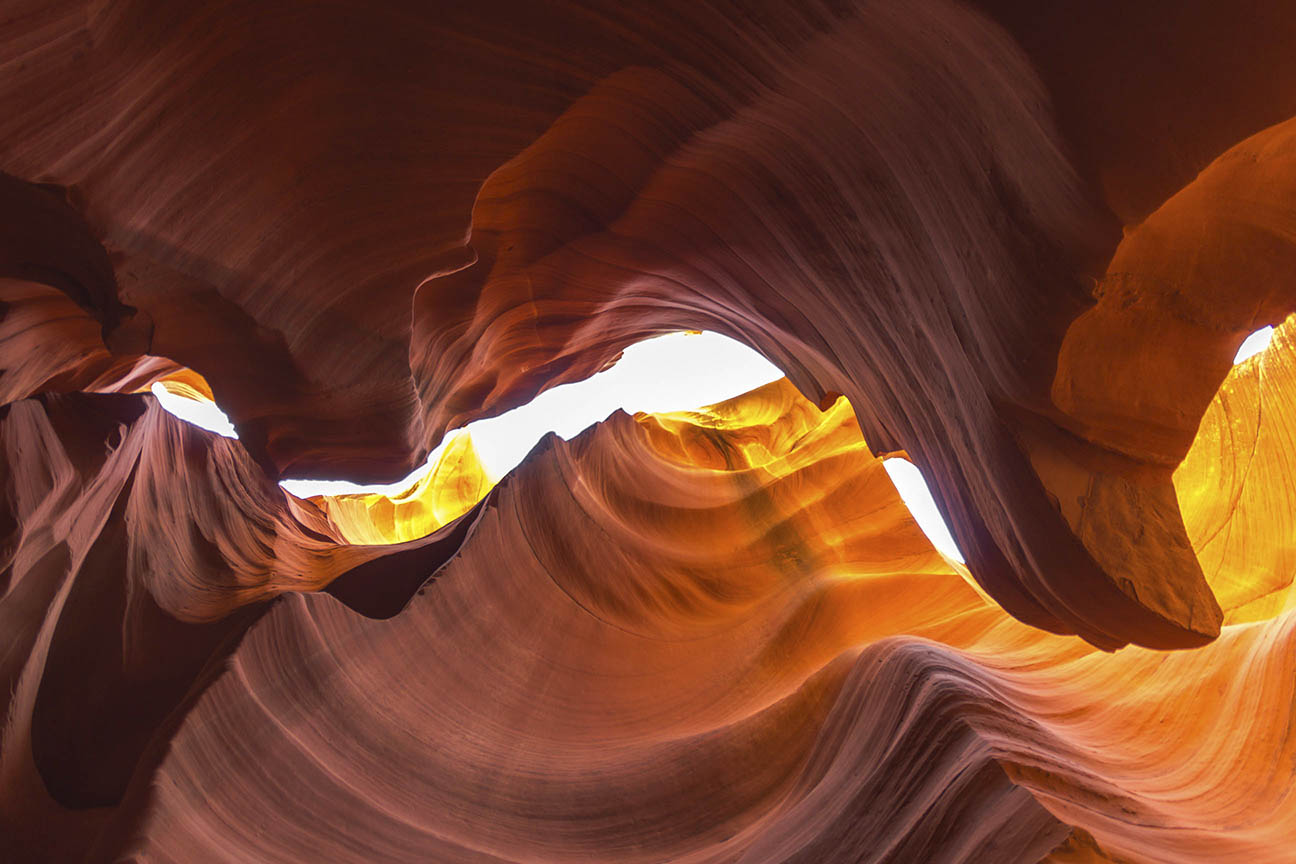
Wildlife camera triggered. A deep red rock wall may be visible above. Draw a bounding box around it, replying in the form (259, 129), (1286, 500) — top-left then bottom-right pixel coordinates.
(3, 2), (1296, 861)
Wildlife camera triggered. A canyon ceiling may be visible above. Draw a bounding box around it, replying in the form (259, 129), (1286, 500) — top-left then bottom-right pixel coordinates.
(2, 1), (1295, 862)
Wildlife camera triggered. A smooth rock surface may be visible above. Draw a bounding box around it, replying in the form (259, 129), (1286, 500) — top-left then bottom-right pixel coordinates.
(3, 2), (1296, 860)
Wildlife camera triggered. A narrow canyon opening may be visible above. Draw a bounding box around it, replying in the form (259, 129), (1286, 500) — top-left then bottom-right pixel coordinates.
(150, 323), (1282, 562)
(6, 1), (1296, 853)
(151, 330), (970, 559)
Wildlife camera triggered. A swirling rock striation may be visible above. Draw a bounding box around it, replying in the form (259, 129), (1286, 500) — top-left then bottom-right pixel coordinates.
(2, 372), (1295, 861)
(2, 1), (1296, 861)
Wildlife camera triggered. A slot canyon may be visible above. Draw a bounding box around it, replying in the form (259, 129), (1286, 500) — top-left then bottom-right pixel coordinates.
(2, 1), (1295, 861)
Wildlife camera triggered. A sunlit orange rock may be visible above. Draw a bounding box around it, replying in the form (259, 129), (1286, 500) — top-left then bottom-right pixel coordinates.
(5, 375), (1294, 861)
(3, 1), (1296, 860)
(312, 431), (495, 545)
(1176, 315), (1296, 624)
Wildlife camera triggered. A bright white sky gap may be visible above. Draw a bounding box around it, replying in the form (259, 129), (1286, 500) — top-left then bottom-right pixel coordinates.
(1234, 325), (1274, 364)
(150, 383), (238, 438)
(276, 332), (788, 497)
(156, 323), (1276, 562)
(881, 459), (964, 563)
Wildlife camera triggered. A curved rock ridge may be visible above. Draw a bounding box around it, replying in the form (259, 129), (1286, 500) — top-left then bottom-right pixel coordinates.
(2, 371), (1294, 861)
(0, 390), (493, 857)
(5, 0), (1296, 648)
(132, 376), (1296, 864)
(5, 1), (1296, 860)
(0, 278), (178, 404)
(408, 2), (1143, 648)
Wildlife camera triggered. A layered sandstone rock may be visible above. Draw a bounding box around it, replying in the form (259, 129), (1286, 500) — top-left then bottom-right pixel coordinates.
(2, 1), (1296, 861)
(3, 373), (1295, 862)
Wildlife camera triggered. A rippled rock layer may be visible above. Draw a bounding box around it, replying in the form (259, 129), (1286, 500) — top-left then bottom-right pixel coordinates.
(2, 1), (1296, 862)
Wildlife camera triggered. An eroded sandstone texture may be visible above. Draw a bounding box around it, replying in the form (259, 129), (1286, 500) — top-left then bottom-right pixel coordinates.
(2, 2), (1295, 862)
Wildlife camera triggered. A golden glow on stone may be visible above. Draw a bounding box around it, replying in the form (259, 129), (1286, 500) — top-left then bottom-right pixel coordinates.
(1175, 313), (1296, 623)
(310, 431), (496, 545)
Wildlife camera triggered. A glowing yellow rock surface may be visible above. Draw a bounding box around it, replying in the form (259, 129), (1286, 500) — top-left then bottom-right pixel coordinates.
(311, 431), (497, 545)
(1176, 314), (1296, 623)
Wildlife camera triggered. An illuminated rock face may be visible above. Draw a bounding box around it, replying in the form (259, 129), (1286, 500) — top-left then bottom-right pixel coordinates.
(2, 1), (1296, 861)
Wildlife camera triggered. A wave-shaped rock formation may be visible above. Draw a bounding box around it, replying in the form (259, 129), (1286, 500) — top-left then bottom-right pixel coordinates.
(2, 1), (1295, 861)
